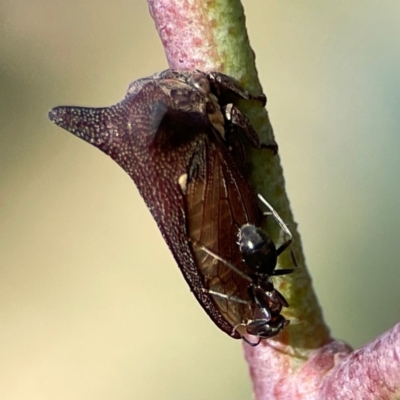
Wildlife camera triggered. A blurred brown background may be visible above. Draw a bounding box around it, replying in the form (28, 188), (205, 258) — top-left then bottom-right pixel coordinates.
(1, 1), (400, 399)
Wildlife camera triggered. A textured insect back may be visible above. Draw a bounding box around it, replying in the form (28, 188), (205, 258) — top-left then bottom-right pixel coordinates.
(49, 70), (271, 339)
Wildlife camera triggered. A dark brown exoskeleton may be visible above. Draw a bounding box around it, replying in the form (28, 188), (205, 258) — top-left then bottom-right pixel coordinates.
(48, 69), (277, 339)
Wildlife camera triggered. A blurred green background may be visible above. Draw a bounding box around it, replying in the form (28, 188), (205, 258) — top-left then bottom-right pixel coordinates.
(1, 1), (400, 399)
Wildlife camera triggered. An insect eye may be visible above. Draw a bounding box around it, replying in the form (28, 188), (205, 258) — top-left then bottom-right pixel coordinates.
(190, 74), (211, 96)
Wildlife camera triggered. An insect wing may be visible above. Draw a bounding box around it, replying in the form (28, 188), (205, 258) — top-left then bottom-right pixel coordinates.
(184, 130), (262, 337)
(49, 77), (242, 337)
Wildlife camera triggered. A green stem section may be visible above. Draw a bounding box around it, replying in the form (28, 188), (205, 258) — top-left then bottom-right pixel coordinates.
(148, 0), (330, 359)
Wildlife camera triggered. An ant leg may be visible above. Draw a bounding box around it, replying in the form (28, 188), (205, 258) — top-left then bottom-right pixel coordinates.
(193, 241), (252, 283)
(207, 289), (249, 306)
(290, 250), (298, 269)
(272, 268), (295, 276)
(231, 323), (261, 347)
(241, 336), (262, 347)
(207, 289), (261, 346)
(258, 194), (293, 257)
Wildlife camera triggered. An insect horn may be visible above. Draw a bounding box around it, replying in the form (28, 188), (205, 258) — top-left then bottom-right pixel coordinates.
(48, 105), (126, 155)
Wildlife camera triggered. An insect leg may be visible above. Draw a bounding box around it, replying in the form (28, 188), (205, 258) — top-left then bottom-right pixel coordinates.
(241, 336), (262, 347)
(223, 104), (278, 154)
(193, 242), (252, 283)
(258, 194), (293, 257)
(207, 290), (249, 306)
(205, 71), (267, 106)
(231, 322), (262, 347)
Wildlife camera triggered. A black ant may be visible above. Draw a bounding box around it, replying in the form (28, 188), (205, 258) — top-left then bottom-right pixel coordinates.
(203, 195), (296, 346)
